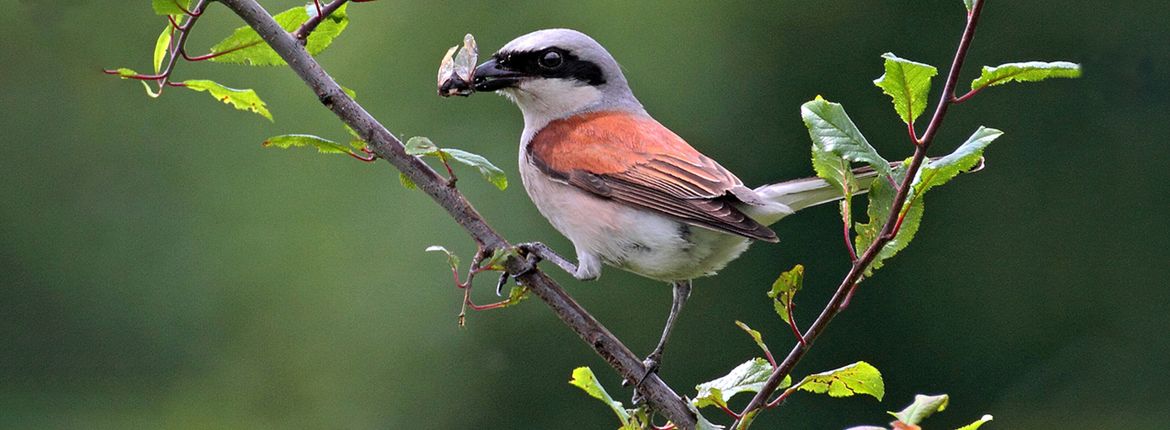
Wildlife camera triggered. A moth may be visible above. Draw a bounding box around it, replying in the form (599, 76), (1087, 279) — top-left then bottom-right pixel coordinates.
(437, 34), (477, 97)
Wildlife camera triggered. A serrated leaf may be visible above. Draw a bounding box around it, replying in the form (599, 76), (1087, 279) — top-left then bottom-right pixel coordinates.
(890, 394), (950, 425)
(693, 358), (785, 409)
(399, 173), (418, 190)
(208, 4), (349, 66)
(856, 127), (1005, 275)
(734, 321), (771, 358)
(970, 61), (1081, 90)
(425, 245), (459, 272)
(956, 414), (994, 430)
(874, 53), (938, 125)
(811, 135), (857, 197)
(914, 127), (1002, 196)
(569, 367), (631, 425)
(802, 97), (892, 177)
(154, 24), (172, 74)
(793, 361), (884, 401)
(853, 165), (923, 277)
(767, 265), (804, 324)
(405, 136), (440, 156)
(180, 79), (272, 121)
(441, 148), (508, 190)
(263, 134), (352, 154)
(152, 0), (191, 16)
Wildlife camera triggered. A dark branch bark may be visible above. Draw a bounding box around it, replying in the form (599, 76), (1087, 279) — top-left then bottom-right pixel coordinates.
(213, 0), (697, 427)
(732, 1), (987, 427)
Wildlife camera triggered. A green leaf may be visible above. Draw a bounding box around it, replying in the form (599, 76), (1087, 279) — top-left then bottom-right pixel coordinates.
(874, 53), (938, 125)
(405, 137), (507, 190)
(890, 394), (950, 425)
(152, 0), (190, 16)
(734, 321), (771, 358)
(793, 361), (884, 401)
(154, 24), (172, 74)
(914, 127), (1002, 196)
(970, 61), (1081, 90)
(767, 265), (804, 324)
(263, 134), (353, 155)
(405, 136), (440, 156)
(568, 367), (631, 425)
(180, 79), (273, 121)
(964, 0), (975, 12)
(106, 67), (160, 97)
(425, 245), (460, 272)
(691, 403), (726, 430)
(441, 148), (509, 190)
(109, 67), (140, 78)
(802, 97), (891, 177)
(399, 173), (418, 190)
(208, 4), (350, 66)
(857, 127), (1004, 271)
(956, 414), (994, 430)
(853, 164), (923, 276)
(502, 285), (530, 308)
(481, 247), (519, 271)
(693, 358), (785, 409)
(811, 134), (857, 197)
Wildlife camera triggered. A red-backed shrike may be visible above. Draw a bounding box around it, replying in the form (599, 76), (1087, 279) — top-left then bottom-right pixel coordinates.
(467, 29), (877, 376)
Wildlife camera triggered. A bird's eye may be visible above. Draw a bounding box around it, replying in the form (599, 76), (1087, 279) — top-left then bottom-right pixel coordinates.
(538, 51), (563, 69)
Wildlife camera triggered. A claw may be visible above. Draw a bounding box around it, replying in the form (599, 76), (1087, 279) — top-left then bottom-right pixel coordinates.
(495, 271), (510, 296)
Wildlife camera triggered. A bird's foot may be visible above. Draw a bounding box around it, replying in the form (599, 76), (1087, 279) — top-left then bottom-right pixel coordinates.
(494, 249), (541, 296)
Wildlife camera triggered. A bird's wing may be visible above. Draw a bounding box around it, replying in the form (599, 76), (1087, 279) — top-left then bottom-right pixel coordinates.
(527, 111), (778, 242)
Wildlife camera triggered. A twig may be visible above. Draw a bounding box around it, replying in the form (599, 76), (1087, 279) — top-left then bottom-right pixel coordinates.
(214, 1), (698, 428)
(293, 0), (348, 41)
(731, 1), (987, 427)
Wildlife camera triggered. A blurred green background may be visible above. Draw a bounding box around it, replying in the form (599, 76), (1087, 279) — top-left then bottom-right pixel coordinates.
(2, 1), (1167, 428)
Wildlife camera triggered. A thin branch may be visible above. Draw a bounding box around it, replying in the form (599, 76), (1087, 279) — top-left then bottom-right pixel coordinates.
(214, 0), (697, 428)
(293, 0), (348, 41)
(732, 1), (986, 427)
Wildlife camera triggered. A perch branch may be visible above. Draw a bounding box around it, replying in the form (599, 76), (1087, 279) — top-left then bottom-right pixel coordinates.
(213, 0), (697, 427)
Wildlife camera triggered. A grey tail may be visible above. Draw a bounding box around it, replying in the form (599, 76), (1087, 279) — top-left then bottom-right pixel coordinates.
(753, 157), (985, 214)
(753, 166), (884, 213)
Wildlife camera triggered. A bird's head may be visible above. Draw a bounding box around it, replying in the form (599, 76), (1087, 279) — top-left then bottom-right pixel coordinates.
(473, 29), (643, 128)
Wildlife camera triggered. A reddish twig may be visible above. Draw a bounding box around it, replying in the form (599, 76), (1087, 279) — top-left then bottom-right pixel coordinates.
(731, 2), (987, 427)
(785, 301), (806, 347)
(181, 40), (262, 61)
(293, 0), (349, 41)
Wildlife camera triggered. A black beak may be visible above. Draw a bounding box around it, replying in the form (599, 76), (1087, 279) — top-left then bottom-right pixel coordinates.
(473, 58), (522, 92)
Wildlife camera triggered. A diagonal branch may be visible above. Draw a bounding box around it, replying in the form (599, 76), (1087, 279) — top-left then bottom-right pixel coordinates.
(732, 1), (987, 427)
(213, 0), (697, 427)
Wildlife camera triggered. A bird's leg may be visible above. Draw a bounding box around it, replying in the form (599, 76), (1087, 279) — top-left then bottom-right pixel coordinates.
(495, 242), (582, 295)
(516, 242), (580, 276)
(627, 280), (692, 403)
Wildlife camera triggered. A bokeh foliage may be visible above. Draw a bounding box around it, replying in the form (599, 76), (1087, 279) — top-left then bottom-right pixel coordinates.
(1, 1), (1167, 428)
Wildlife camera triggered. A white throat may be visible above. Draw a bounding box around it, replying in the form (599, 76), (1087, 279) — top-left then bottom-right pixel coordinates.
(502, 78), (603, 137)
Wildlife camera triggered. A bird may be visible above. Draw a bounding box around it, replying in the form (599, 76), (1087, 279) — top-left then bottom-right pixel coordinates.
(466, 29), (881, 382)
